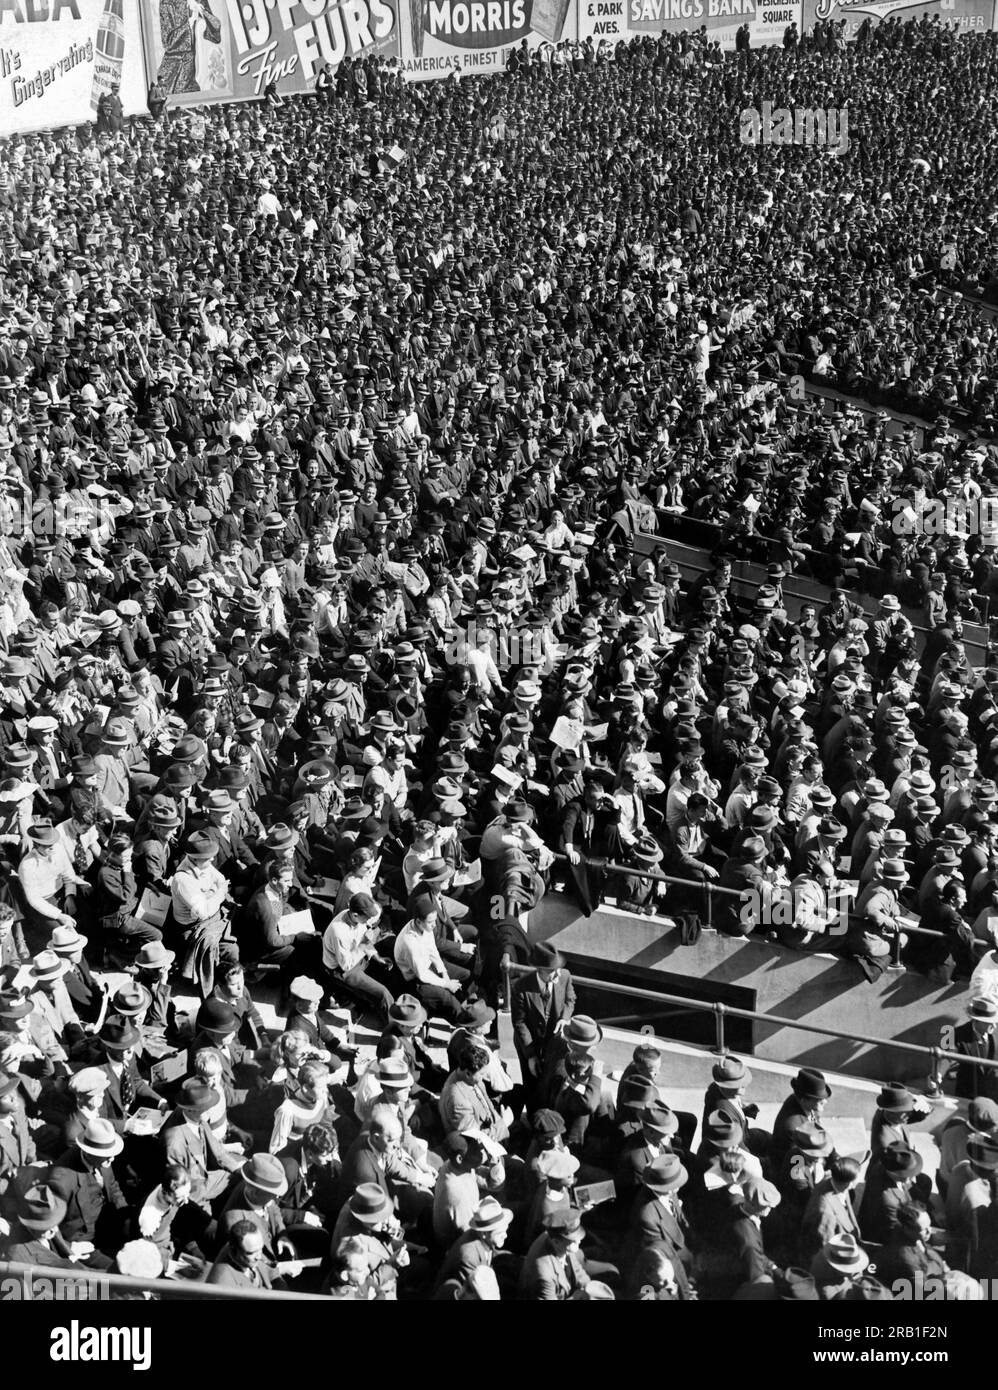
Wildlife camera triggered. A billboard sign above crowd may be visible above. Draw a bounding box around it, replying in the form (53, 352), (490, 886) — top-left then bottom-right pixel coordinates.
(398, 0), (577, 79)
(0, 0), (147, 135)
(139, 0), (401, 107)
(578, 0), (802, 48)
(799, 0), (996, 35)
(3, 0), (998, 132)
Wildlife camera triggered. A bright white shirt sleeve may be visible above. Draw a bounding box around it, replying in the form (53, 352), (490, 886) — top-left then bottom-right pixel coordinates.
(394, 926), (449, 985)
(18, 851), (62, 918)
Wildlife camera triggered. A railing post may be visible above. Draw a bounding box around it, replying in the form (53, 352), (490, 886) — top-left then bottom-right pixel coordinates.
(889, 931), (904, 971)
(713, 1001), (726, 1054)
(499, 953), (511, 1013)
(704, 881), (713, 930)
(926, 1047), (944, 1098)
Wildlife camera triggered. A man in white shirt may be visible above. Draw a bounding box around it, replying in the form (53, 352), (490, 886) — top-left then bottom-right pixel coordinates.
(393, 893), (466, 1023)
(452, 627), (506, 702)
(257, 180), (281, 217)
(18, 820), (89, 951)
(172, 834), (236, 997)
(321, 893), (393, 1023)
(480, 801), (552, 867)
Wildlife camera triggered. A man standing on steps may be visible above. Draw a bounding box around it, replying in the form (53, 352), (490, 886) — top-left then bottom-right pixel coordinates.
(511, 943), (576, 1113)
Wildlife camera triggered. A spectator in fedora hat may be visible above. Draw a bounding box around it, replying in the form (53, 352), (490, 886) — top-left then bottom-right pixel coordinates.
(47, 1117), (128, 1265)
(219, 1152), (304, 1276)
(623, 1153), (693, 1297)
(26, 949), (85, 1058)
(519, 1205), (612, 1301)
(46, 921), (103, 1026)
(859, 1141), (925, 1247)
(3, 1181), (77, 1270)
(772, 1068), (832, 1164)
(952, 996), (998, 1104)
(160, 1079), (245, 1247)
(511, 942), (575, 1112)
(17, 819), (89, 953)
(810, 1233), (872, 1301)
(435, 1194), (516, 1297)
(938, 1097), (998, 1200)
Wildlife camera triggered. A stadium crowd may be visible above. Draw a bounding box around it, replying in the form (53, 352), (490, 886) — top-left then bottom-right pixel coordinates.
(2, 14), (998, 1299)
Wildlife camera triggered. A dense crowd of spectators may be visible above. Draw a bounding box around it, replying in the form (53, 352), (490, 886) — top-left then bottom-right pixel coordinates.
(1, 15), (998, 1300)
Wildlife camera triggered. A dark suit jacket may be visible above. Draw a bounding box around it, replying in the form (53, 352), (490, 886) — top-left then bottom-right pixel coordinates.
(206, 1247), (282, 1290)
(279, 1154), (341, 1225)
(160, 1112), (244, 1205)
(511, 970), (576, 1071)
(771, 1094), (818, 1162)
(48, 1150), (127, 1245)
(954, 1021), (998, 1102)
(731, 1214), (775, 1285)
(3, 1237), (78, 1269)
(625, 1189), (693, 1292)
(340, 1132), (391, 1202)
(560, 799), (616, 856)
(100, 1059), (163, 1120)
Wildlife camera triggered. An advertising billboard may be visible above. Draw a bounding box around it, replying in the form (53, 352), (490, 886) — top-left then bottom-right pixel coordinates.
(578, 0), (801, 49)
(0, 0), (147, 136)
(399, 0), (577, 80)
(140, 0), (400, 106)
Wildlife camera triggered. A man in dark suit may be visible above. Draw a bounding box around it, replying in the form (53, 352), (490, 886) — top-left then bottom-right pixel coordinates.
(2, 1182), (78, 1270)
(98, 1019), (166, 1124)
(47, 1118), (129, 1262)
(560, 776), (617, 915)
(615, 1102), (680, 1202)
(340, 1108), (397, 1204)
(953, 998), (998, 1102)
(160, 1079), (245, 1228)
(511, 943), (576, 1112)
(771, 1068), (831, 1163)
(279, 1123), (341, 1229)
(206, 1218), (286, 1290)
(624, 1153), (693, 1296)
(47, 924), (105, 1027)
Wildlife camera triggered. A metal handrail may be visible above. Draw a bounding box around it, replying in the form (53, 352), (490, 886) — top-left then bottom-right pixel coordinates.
(499, 957), (997, 1096)
(550, 849), (961, 943)
(0, 1259), (329, 1302)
